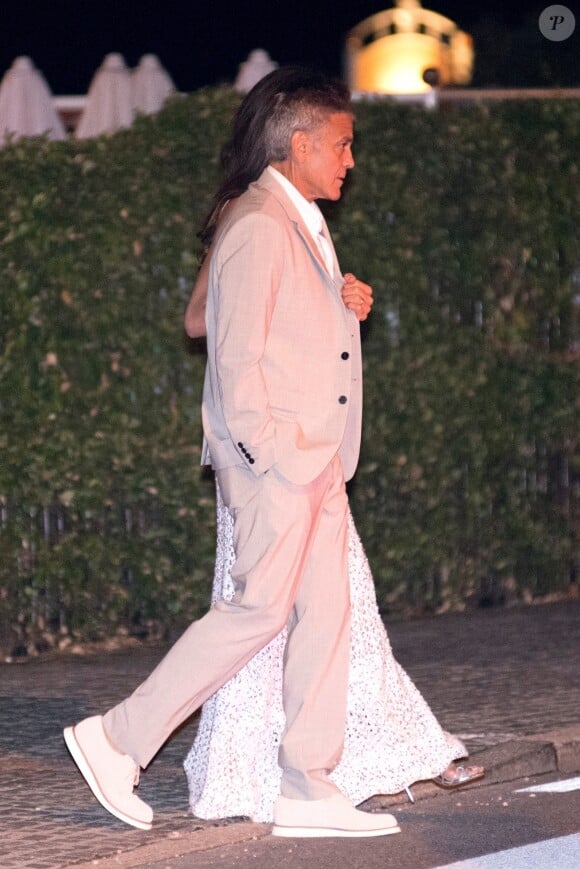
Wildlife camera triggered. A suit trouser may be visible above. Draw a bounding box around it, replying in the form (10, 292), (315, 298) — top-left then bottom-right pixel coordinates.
(103, 455), (351, 801)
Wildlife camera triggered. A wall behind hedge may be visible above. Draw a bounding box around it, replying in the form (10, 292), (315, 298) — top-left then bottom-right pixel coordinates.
(0, 91), (578, 657)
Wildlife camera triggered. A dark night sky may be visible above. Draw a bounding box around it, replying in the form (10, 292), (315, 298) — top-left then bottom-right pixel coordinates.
(0, 1), (572, 94)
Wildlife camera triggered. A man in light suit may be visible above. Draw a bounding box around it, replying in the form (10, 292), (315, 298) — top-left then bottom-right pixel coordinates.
(63, 69), (400, 839)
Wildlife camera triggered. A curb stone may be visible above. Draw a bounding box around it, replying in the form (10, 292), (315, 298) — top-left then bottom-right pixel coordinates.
(66, 822), (271, 868)
(522, 724), (580, 775)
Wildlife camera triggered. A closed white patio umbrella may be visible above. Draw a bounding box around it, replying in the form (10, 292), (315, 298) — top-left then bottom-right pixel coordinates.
(234, 49), (278, 93)
(132, 54), (175, 115)
(0, 56), (66, 144)
(75, 53), (133, 139)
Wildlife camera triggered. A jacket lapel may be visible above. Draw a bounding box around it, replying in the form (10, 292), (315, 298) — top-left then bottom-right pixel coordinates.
(254, 170), (343, 291)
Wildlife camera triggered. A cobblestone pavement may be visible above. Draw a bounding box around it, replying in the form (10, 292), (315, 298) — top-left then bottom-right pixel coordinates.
(1, 600), (579, 868)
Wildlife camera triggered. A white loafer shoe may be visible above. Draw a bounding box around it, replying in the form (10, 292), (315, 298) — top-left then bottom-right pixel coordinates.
(272, 793), (401, 838)
(64, 715), (153, 830)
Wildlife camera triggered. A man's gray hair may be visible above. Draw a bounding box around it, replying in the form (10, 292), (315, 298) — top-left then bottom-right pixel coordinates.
(263, 74), (352, 162)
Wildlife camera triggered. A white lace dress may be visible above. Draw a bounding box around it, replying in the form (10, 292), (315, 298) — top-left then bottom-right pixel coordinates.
(184, 489), (466, 822)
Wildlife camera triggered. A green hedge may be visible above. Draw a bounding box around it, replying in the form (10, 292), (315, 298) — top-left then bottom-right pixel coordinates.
(0, 90), (578, 657)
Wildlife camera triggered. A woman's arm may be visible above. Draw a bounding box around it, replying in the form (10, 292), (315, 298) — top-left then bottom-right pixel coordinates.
(186, 201), (238, 339)
(184, 255), (210, 339)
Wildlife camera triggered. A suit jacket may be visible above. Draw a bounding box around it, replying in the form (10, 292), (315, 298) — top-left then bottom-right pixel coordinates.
(201, 168), (362, 485)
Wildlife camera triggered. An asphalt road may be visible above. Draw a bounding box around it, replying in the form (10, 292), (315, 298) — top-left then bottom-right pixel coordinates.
(135, 773), (580, 869)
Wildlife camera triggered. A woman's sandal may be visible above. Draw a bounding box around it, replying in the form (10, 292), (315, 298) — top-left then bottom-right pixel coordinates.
(432, 763), (485, 790)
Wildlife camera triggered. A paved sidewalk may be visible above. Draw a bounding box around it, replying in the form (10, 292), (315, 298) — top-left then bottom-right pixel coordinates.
(1, 600), (579, 868)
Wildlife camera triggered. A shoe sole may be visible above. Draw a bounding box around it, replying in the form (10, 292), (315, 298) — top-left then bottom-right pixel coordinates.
(63, 726), (153, 831)
(271, 823), (401, 838)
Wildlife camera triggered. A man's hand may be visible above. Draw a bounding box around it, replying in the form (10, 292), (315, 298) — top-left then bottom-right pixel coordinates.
(341, 273), (373, 322)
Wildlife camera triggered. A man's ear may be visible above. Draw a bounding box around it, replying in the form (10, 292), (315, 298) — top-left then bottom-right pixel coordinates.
(290, 129), (311, 162)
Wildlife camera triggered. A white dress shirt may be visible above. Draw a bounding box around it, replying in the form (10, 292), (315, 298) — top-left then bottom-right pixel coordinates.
(266, 165), (334, 274)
